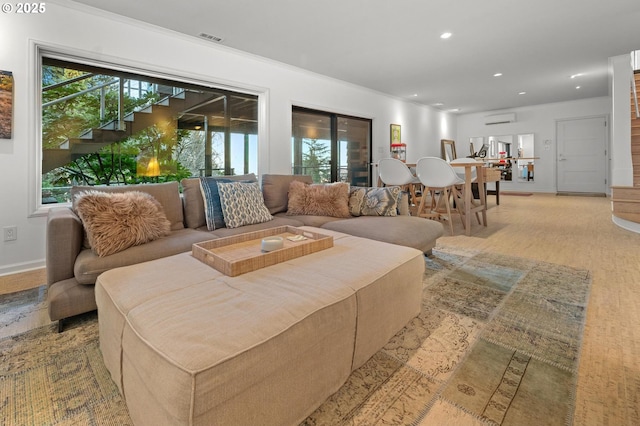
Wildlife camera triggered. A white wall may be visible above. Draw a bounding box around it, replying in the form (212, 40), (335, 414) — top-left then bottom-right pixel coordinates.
(456, 97), (611, 193)
(609, 53), (640, 233)
(0, 0), (455, 275)
(609, 54), (633, 186)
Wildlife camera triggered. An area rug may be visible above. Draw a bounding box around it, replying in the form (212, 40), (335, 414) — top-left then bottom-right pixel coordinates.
(0, 247), (591, 426)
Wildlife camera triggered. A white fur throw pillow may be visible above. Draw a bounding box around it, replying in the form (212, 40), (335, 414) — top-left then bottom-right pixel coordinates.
(74, 190), (171, 257)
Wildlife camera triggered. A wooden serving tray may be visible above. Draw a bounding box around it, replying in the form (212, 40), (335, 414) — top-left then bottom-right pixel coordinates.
(192, 226), (334, 277)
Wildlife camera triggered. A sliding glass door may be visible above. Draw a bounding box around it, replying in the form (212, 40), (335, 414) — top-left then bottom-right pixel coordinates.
(292, 107), (371, 186)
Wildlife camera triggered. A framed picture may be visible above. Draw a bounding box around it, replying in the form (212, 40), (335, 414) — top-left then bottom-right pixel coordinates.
(0, 70), (13, 140)
(390, 124), (401, 145)
(441, 139), (457, 161)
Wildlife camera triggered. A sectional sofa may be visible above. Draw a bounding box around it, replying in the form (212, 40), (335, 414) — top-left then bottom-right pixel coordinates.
(46, 174), (444, 331)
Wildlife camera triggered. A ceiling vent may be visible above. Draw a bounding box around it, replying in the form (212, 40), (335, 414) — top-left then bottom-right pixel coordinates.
(484, 112), (516, 125)
(198, 33), (224, 43)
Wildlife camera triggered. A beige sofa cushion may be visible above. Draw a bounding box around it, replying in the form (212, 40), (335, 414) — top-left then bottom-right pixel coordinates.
(274, 212), (343, 228)
(74, 228), (215, 285)
(71, 182), (184, 231)
(261, 174), (313, 214)
(181, 174), (257, 229)
(208, 216), (303, 238)
(322, 215), (444, 254)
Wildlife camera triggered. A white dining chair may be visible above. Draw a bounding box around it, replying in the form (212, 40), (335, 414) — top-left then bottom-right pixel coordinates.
(378, 158), (422, 210)
(415, 156), (464, 235)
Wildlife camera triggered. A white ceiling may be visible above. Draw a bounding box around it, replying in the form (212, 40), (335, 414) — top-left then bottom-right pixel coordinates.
(70, 0), (640, 114)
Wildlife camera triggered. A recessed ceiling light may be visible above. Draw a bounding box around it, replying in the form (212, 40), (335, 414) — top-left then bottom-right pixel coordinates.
(518, 91), (527, 95)
(440, 32), (452, 39)
(412, 94), (418, 97)
(576, 86), (581, 89)
(570, 73), (583, 79)
(493, 73), (503, 77)
(433, 102), (444, 107)
(447, 108), (460, 112)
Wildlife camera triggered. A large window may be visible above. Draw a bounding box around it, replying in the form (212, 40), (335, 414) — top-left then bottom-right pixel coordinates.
(40, 55), (259, 204)
(292, 107), (371, 186)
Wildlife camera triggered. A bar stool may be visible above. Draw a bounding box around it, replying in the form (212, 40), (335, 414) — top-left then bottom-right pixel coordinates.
(378, 158), (422, 211)
(450, 157), (482, 225)
(415, 157), (464, 235)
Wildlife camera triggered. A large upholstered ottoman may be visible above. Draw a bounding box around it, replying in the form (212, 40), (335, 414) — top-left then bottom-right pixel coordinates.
(95, 228), (424, 425)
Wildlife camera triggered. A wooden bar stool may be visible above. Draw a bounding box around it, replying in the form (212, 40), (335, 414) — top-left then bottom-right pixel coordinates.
(415, 157), (464, 235)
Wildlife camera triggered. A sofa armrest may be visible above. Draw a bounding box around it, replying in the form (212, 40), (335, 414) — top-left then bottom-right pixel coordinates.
(46, 207), (84, 286)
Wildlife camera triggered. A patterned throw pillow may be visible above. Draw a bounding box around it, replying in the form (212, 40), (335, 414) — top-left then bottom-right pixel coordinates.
(200, 177), (257, 230)
(74, 191), (171, 257)
(216, 181), (274, 228)
(184, 174), (257, 229)
(348, 186), (401, 217)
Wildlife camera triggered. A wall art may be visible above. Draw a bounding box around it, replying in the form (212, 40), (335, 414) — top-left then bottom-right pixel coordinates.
(0, 70), (14, 140)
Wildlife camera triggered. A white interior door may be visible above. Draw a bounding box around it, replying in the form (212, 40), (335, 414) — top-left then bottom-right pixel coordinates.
(556, 116), (607, 193)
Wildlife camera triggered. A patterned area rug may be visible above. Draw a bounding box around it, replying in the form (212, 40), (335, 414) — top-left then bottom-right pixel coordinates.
(0, 247), (591, 426)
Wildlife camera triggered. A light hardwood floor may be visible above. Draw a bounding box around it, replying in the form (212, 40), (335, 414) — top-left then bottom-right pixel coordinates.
(0, 267), (45, 295)
(2, 193), (639, 425)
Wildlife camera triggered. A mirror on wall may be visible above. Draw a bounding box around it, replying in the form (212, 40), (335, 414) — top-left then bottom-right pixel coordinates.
(487, 135), (513, 159)
(515, 133), (535, 182)
(469, 137), (485, 158)
(475, 134), (535, 182)
(485, 135), (513, 180)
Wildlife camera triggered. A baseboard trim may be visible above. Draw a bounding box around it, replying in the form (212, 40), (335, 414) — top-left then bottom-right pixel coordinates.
(612, 215), (640, 234)
(556, 192), (607, 197)
(0, 260), (46, 278)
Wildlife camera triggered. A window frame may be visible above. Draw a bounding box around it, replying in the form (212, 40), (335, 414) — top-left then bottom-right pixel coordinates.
(28, 41), (268, 217)
(291, 105), (372, 185)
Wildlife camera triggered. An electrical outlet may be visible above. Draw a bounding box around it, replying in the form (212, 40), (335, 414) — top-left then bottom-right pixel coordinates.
(3, 226), (17, 242)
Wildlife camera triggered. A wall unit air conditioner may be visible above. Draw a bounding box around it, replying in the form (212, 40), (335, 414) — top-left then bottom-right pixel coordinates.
(484, 112), (516, 125)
